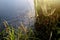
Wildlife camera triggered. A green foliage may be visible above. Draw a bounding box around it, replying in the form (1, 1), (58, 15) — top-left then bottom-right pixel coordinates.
(1, 21), (40, 40)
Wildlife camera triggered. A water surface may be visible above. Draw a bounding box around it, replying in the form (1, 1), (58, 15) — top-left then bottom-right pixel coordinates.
(0, 0), (35, 27)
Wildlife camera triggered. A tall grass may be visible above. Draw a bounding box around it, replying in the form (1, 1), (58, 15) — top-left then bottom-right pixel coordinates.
(34, 0), (60, 40)
(2, 20), (40, 40)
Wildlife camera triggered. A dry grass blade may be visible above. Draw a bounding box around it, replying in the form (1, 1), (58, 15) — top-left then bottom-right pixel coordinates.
(48, 8), (56, 16)
(3, 20), (10, 33)
(19, 22), (28, 34)
(3, 20), (8, 28)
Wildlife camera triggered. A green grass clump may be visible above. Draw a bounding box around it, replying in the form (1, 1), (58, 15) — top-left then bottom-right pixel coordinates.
(1, 20), (40, 40)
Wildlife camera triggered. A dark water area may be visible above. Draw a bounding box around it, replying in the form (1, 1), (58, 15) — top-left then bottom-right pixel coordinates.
(0, 0), (35, 28)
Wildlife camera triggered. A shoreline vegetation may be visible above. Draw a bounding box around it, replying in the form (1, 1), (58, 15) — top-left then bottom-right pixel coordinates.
(0, 0), (60, 40)
(34, 0), (60, 40)
(0, 20), (40, 40)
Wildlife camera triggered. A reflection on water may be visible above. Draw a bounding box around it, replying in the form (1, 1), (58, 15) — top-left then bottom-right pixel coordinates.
(0, 0), (35, 27)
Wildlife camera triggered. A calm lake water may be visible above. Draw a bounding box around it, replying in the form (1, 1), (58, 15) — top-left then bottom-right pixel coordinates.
(0, 0), (35, 27)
